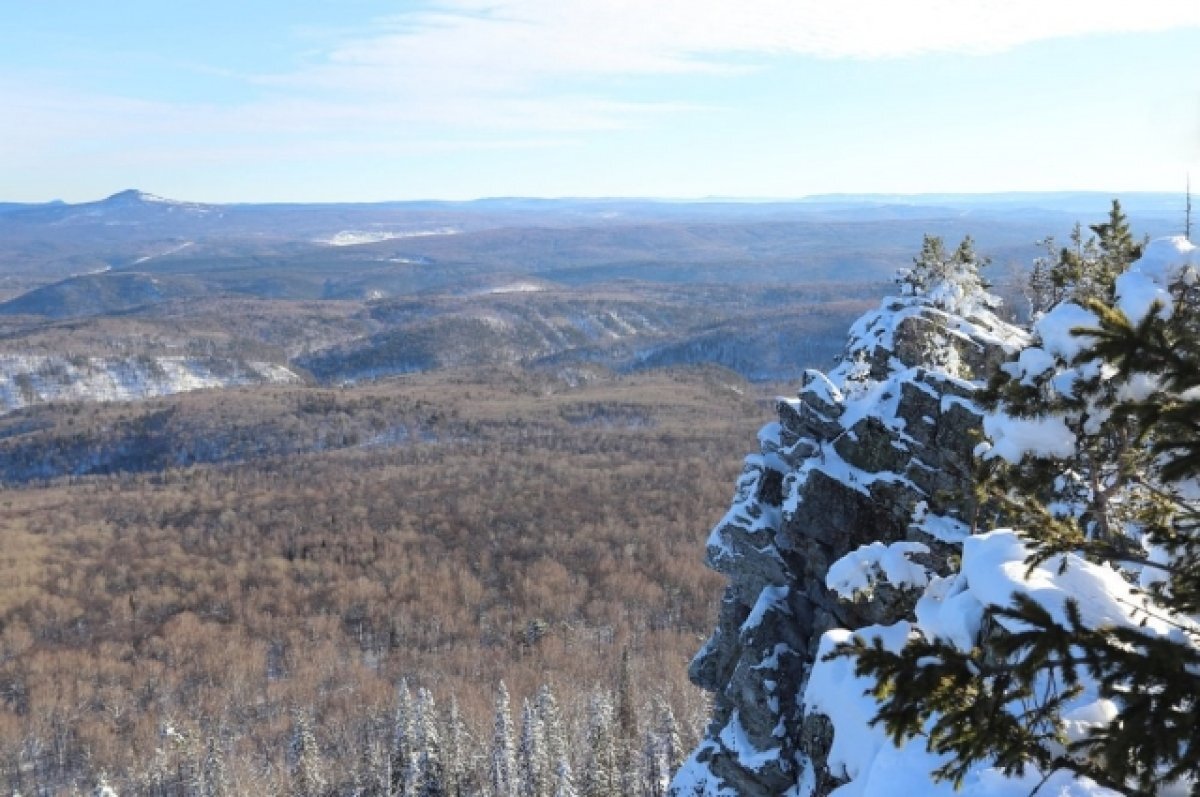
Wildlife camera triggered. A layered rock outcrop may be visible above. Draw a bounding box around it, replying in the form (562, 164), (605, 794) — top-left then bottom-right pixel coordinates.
(672, 293), (1026, 795)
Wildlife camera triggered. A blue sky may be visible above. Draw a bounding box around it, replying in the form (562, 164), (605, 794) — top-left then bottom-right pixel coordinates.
(4, 1), (1200, 202)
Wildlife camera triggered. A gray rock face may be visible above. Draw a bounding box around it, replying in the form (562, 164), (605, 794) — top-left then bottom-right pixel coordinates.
(671, 296), (1026, 796)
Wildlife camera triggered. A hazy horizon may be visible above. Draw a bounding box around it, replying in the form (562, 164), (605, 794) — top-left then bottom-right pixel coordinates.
(8, 187), (1196, 208)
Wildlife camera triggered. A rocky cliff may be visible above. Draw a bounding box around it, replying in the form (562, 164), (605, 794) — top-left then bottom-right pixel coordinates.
(671, 289), (1027, 795)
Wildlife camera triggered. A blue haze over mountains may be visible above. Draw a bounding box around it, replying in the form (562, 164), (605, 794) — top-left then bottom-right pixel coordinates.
(0, 190), (1187, 384)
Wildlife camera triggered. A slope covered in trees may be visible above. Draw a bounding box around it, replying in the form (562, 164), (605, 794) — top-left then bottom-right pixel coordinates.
(0, 367), (761, 795)
(6, 198), (1196, 795)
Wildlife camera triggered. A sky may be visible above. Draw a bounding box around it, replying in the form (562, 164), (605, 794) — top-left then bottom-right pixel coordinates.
(3, 0), (1200, 203)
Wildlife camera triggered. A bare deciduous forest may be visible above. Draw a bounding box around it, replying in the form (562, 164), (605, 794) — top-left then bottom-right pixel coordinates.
(0, 365), (776, 794)
(0, 190), (1179, 795)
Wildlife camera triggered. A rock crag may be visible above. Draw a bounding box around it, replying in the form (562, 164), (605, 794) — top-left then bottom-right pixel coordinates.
(672, 293), (1026, 795)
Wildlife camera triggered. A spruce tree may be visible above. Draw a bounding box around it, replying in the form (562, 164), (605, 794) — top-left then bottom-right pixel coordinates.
(642, 696), (684, 797)
(991, 206), (1149, 547)
(197, 731), (229, 797)
(93, 773), (119, 797)
(614, 648), (640, 796)
(1048, 222), (1103, 304)
(896, 234), (995, 314)
(551, 757), (578, 797)
(581, 692), (616, 797)
(490, 682), (518, 797)
(517, 698), (546, 797)
(1089, 199), (1143, 285)
(536, 685), (570, 797)
(1026, 237), (1062, 318)
(443, 695), (469, 797)
(411, 687), (444, 797)
(642, 728), (667, 797)
(355, 707), (394, 797)
(654, 695), (684, 779)
(1033, 202), (1142, 311)
(289, 710), (326, 797)
(392, 679), (415, 796)
(837, 234), (1200, 795)
(897, 233), (950, 296)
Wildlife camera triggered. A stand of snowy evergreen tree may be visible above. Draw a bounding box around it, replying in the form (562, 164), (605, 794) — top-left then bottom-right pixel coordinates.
(832, 202), (1200, 796)
(75, 676), (694, 797)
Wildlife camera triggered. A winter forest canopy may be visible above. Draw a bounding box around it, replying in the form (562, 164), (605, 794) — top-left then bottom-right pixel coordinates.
(3, 200), (1199, 797)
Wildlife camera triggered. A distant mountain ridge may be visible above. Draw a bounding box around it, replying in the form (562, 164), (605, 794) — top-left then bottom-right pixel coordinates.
(0, 272), (210, 318)
(0, 190), (1189, 235)
(0, 188), (221, 224)
(0, 189), (1187, 410)
(5, 188), (1189, 208)
(2, 189), (1184, 307)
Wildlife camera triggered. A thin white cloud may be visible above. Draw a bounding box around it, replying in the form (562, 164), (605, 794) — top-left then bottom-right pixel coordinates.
(5, 1), (1200, 200)
(291, 0), (1200, 91)
(245, 0), (1200, 133)
(0, 79), (700, 152)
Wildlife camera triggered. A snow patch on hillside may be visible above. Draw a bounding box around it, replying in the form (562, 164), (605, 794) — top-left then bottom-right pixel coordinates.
(0, 355), (299, 413)
(137, 192), (182, 204)
(318, 228), (459, 246)
(133, 241), (193, 264)
(484, 282), (547, 294)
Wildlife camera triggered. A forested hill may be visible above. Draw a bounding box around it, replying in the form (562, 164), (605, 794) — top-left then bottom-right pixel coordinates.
(2, 197), (1197, 796)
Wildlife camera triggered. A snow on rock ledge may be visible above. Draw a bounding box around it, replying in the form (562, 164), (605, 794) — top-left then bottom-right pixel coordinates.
(805, 529), (1156, 797)
(675, 241), (1200, 796)
(672, 293), (1026, 796)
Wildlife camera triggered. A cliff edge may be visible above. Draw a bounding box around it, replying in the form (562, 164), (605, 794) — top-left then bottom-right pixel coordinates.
(671, 278), (1027, 795)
